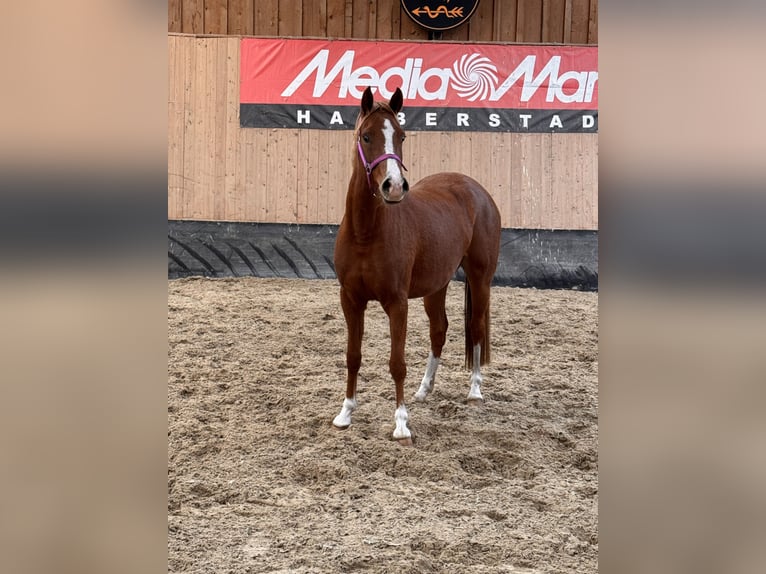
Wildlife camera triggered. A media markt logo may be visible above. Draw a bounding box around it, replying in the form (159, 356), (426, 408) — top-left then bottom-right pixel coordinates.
(401, 0), (480, 31)
(281, 50), (598, 105)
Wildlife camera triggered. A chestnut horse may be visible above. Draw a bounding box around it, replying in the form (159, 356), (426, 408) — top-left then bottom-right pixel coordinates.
(332, 87), (501, 445)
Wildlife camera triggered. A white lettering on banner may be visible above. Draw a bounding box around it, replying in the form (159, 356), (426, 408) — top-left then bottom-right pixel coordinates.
(241, 106), (598, 131)
(280, 49), (597, 105)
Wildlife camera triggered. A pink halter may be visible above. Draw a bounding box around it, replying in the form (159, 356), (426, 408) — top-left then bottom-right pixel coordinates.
(356, 138), (407, 189)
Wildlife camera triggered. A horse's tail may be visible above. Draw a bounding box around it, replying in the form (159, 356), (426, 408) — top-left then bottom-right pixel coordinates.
(464, 280), (491, 369)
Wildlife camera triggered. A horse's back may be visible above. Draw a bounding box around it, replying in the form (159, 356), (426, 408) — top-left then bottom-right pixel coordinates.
(410, 172), (501, 231)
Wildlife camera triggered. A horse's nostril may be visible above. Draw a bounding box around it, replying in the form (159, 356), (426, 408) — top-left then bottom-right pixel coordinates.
(403, 179), (410, 193)
(382, 178), (392, 192)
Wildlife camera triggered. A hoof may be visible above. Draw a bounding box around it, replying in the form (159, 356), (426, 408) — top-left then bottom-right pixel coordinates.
(466, 398), (484, 407)
(332, 422), (349, 430)
(396, 437), (414, 447)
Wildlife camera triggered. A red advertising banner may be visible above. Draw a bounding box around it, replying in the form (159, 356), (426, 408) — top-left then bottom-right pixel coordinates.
(240, 38), (598, 133)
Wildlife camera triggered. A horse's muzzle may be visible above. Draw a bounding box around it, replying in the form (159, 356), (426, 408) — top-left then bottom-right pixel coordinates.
(381, 177), (410, 203)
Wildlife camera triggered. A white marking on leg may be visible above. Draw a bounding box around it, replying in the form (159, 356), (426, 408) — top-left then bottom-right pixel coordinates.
(467, 343), (484, 401)
(414, 351), (440, 401)
(382, 119), (404, 185)
(392, 404), (411, 440)
(332, 397), (357, 428)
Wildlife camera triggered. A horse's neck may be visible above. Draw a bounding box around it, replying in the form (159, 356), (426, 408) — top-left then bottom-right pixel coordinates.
(344, 165), (381, 244)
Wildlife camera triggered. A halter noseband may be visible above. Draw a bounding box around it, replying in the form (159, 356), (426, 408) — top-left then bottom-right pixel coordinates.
(356, 105), (408, 190)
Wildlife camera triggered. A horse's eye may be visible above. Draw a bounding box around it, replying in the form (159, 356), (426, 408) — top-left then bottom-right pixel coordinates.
(401, 135), (406, 142)
(362, 134), (370, 143)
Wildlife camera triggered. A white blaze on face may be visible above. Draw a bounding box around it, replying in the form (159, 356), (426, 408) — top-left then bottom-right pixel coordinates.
(382, 118), (404, 186)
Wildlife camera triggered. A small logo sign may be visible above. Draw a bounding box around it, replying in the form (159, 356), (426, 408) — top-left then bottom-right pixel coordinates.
(401, 0), (480, 31)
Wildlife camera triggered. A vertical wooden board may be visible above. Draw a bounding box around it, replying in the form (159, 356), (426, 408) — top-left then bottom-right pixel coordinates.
(492, 0), (517, 42)
(315, 131), (330, 223)
(516, 0), (543, 43)
(229, 0), (255, 36)
(258, 130), (272, 221)
(507, 134), (523, 228)
(543, 0), (566, 43)
(581, 133), (598, 229)
(570, 0), (590, 44)
(168, 36), (186, 220)
(351, 0), (368, 38)
(468, 0), (494, 42)
(296, 130), (310, 222)
(242, 130), (257, 221)
(453, 132), (473, 184)
(325, 131), (347, 224)
(376, 0), (393, 39)
(191, 38), (211, 219)
(205, 0), (228, 34)
(438, 132), (451, 173)
(255, 0), (279, 35)
(274, 131), (298, 222)
(303, 0), (328, 37)
(389, 0), (402, 39)
(224, 39), (243, 221)
(469, 133), (487, 187)
(367, 0), (378, 37)
(539, 134), (555, 229)
(539, 133), (555, 229)
(514, 134), (546, 228)
(326, 0), (345, 37)
(550, 135), (572, 229)
(180, 37), (196, 219)
(184, 0), (204, 34)
(311, 131), (326, 223)
(167, 35), (177, 217)
(279, 0), (303, 36)
(168, 0), (182, 33)
(555, 133), (598, 230)
(344, 0), (354, 37)
(587, 0), (598, 44)
(213, 39), (228, 220)
(563, 0), (573, 42)
(488, 133), (513, 228)
(406, 132), (425, 186)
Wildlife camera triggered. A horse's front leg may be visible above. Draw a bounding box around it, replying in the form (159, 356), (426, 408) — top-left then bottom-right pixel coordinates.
(333, 290), (366, 429)
(383, 298), (412, 445)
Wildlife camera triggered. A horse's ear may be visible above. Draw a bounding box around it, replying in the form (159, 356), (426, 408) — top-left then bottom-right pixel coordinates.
(389, 87), (403, 115)
(361, 87), (374, 115)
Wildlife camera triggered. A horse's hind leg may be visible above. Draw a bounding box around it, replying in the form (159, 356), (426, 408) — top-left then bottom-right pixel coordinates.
(463, 271), (493, 403)
(414, 284), (449, 402)
(333, 289), (365, 429)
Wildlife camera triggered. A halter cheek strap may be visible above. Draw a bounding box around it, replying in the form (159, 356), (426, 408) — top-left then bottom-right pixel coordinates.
(357, 138), (407, 190)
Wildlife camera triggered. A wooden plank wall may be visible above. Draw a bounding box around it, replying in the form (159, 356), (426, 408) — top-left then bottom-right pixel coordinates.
(168, 35), (597, 229)
(168, 0), (598, 43)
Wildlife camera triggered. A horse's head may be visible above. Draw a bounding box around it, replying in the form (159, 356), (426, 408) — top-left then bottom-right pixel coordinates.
(355, 87), (409, 204)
